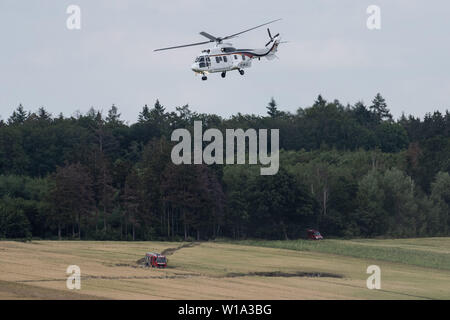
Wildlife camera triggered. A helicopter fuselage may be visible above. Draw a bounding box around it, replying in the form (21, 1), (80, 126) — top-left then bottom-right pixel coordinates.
(191, 40), (280, 77)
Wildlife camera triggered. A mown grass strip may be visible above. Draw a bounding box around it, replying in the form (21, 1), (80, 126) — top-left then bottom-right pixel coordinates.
(226, 239), (450, 270)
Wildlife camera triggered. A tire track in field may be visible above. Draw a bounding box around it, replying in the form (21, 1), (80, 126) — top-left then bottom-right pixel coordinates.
(15, 270), (343, 283)
(134, 242), (200, 266)
(161, 242), (199, 256)
(224, 271), (342, 279)
(313, 278), (437, 300)
(15, 273), (201, 282)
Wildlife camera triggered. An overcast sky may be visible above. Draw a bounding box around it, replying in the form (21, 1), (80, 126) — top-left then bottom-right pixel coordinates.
(1, 0), (449, 123)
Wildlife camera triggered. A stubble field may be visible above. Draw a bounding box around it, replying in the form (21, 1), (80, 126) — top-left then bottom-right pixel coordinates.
(0, 238), (449, 300)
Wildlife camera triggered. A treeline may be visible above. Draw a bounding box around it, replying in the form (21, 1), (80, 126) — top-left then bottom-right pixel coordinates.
(0, 94), (449, 240)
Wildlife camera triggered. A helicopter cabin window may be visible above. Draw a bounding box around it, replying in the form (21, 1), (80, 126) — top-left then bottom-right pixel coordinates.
(221, 47), (236, 53)
(198, 56), (206, 68)
(215, 57), (220, 63)
(223, 56), (228, 63)
(234, 55), (238, 60)
(242, 55), (246, 61)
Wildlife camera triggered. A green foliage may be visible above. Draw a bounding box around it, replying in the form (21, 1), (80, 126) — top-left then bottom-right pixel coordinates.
(225, 162), (317, 239)
(430, 172), (450, 235)
(266, 97), (281, 118)
(370, 93), (392, 121)
(0, 197), (31, 238)
(0, 96), (448, 240)
(8, 104), (29, 125)
(375, 122), (409, 152)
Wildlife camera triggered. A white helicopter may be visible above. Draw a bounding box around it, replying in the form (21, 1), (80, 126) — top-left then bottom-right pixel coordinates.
(154, 19), (283, 80)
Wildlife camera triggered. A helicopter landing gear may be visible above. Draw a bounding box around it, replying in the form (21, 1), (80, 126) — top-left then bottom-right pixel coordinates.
(221, 72), (226, 78)
(202, 75), (208, 81)
(239, 69), (245, 76)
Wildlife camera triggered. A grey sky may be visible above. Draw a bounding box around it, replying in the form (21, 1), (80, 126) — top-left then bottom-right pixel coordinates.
(0, 0), (449, 124)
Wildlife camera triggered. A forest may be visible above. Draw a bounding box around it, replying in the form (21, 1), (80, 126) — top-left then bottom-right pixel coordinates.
(0, 94), (449, 240)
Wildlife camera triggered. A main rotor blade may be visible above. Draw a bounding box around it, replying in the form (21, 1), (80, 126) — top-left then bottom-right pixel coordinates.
(199, 31), (218, 42)
(221, 18), (282, 41)
(154, 40), (212, 52)
(154, 18), (282, 51)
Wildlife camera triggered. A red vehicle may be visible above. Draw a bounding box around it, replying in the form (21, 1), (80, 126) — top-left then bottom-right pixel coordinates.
(307, 229), (323, 240)
(145, 252), (167, 268)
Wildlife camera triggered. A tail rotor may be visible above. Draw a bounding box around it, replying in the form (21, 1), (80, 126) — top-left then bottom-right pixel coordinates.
(265, 28), (280, 47)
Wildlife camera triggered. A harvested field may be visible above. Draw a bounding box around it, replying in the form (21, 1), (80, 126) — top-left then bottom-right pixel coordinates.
(0, 239), (448, 300)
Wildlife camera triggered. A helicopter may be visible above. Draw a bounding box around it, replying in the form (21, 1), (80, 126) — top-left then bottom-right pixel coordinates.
(154, 19), (283, 80)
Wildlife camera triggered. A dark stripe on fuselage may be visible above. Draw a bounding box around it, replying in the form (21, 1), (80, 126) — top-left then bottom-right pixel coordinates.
(237, 42), (278, 58)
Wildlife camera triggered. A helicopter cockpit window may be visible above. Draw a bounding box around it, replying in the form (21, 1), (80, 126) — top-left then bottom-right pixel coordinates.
(199, 57), (206, 68)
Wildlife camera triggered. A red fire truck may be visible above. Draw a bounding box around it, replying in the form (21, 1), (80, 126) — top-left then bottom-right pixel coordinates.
(145, 252), (168, 268)
(307, 229), (324, 240)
